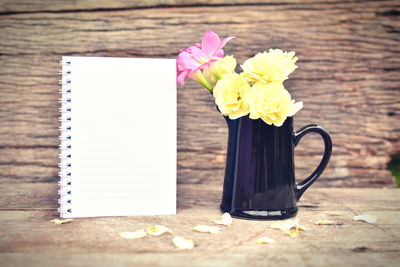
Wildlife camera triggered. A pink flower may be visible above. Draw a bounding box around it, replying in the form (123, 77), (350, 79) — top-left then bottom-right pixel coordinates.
(176, 30), (235, 86)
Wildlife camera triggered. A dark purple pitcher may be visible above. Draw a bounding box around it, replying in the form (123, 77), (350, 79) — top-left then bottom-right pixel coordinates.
(220, 116), (332, 220)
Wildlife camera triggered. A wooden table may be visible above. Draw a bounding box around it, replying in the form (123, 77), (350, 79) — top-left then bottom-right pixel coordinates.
(0, 183), (399, 266)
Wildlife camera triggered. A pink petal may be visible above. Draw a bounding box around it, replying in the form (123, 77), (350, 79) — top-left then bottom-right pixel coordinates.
(214, 50), (224, 58)
(188, 61), (211, 77)
(185, 45), (202, 56)
(201, 30), (222, 58)
(177, 52), (201, 71)
(177, 70), (189, 85)
(219, 36), (235, 50)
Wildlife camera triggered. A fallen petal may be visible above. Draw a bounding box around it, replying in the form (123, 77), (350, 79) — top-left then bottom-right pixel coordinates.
(283, 228), (299, 238)
(50, 219), (73, 225)
(119, 230), (147, 239)
(271, 218), (299, 230)
(172, 236), (194, 250)
(315, 219), (335, 225)
(271, 219), (307, 231)
(256, 237), (277, 244)
(297, 224), (307, 231)
(271, 218), (305, 237)
(147, 225), (173, 236)
(353, 214), (377, 224)
(192, 225), (220, 234)
(212, 212), (233, 226)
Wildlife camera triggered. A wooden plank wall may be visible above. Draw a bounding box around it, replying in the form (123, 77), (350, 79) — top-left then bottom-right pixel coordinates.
(0, 0), (399, 187)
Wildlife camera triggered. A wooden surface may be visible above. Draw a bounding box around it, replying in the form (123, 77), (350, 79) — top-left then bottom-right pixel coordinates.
(0, 1), (400, 187)
(0, 182), (399, 266)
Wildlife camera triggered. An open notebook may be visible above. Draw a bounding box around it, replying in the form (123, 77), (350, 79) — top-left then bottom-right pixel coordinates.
(59, 56), (176, 218)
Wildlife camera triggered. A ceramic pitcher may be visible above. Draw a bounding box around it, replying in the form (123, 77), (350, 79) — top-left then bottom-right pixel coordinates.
(220, 116), (332, 220)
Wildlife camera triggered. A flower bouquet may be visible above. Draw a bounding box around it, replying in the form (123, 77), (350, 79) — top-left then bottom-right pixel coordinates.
(176, 31), (332, 220)
(177, 30), (302, 126)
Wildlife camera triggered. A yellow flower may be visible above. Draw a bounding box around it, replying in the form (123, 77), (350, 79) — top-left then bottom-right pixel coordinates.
(249, 82), (303, 126)
(210, 55), (237, 79)
(204, 55), (237, 87)
(241, 49), (298, 84)
(213, 73), (250, 120)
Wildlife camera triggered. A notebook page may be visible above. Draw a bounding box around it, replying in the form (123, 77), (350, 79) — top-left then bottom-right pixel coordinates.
(60, 56), (176, 218)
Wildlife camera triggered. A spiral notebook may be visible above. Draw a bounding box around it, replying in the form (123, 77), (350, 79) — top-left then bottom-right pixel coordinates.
(59, 56), (176, 218)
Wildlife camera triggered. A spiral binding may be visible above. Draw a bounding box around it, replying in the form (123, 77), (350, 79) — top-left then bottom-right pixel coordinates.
(58, 58), (72, 217)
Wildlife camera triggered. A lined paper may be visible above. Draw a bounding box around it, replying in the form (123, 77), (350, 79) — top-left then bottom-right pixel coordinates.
(60, 56), (176, 218)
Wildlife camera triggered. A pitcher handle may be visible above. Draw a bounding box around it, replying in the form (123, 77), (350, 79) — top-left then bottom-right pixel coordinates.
(293, 124), (332, 201)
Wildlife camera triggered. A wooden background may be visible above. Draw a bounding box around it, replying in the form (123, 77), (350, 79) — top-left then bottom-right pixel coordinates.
(0, 0), (399, 187)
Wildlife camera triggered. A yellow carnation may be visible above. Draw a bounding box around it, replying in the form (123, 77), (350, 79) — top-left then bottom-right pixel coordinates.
(241, 49), (298, 84)
(249, 82), (303, 126)
(213, 73), (250, 119)
(204, 55), (237, 86)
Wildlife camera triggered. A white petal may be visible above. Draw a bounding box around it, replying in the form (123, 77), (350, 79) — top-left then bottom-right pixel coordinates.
(147, 225), (173, 236)
(271, 218), (306, 237)
(212, 213), (233, 226)
(192, 225), (220, 234)
(172, 236), (194, 250)
(119, 230), (147, 239)
(353, 214), (377, 224)
(283, 228), (299, 238)
(288, 101), (303, 116)
(271, 218), (299, 230)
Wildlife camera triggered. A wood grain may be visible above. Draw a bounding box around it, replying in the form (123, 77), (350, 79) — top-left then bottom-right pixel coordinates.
(0, 182), (399, 266)
(0, 0), (382, 13)
(0, 1), (399, 186)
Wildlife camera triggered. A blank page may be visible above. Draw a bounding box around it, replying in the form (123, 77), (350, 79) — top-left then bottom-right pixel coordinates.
(59, 56), (176, 218)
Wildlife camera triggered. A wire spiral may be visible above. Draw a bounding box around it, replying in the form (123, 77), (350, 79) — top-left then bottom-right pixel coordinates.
(58, 59), (72, 217)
